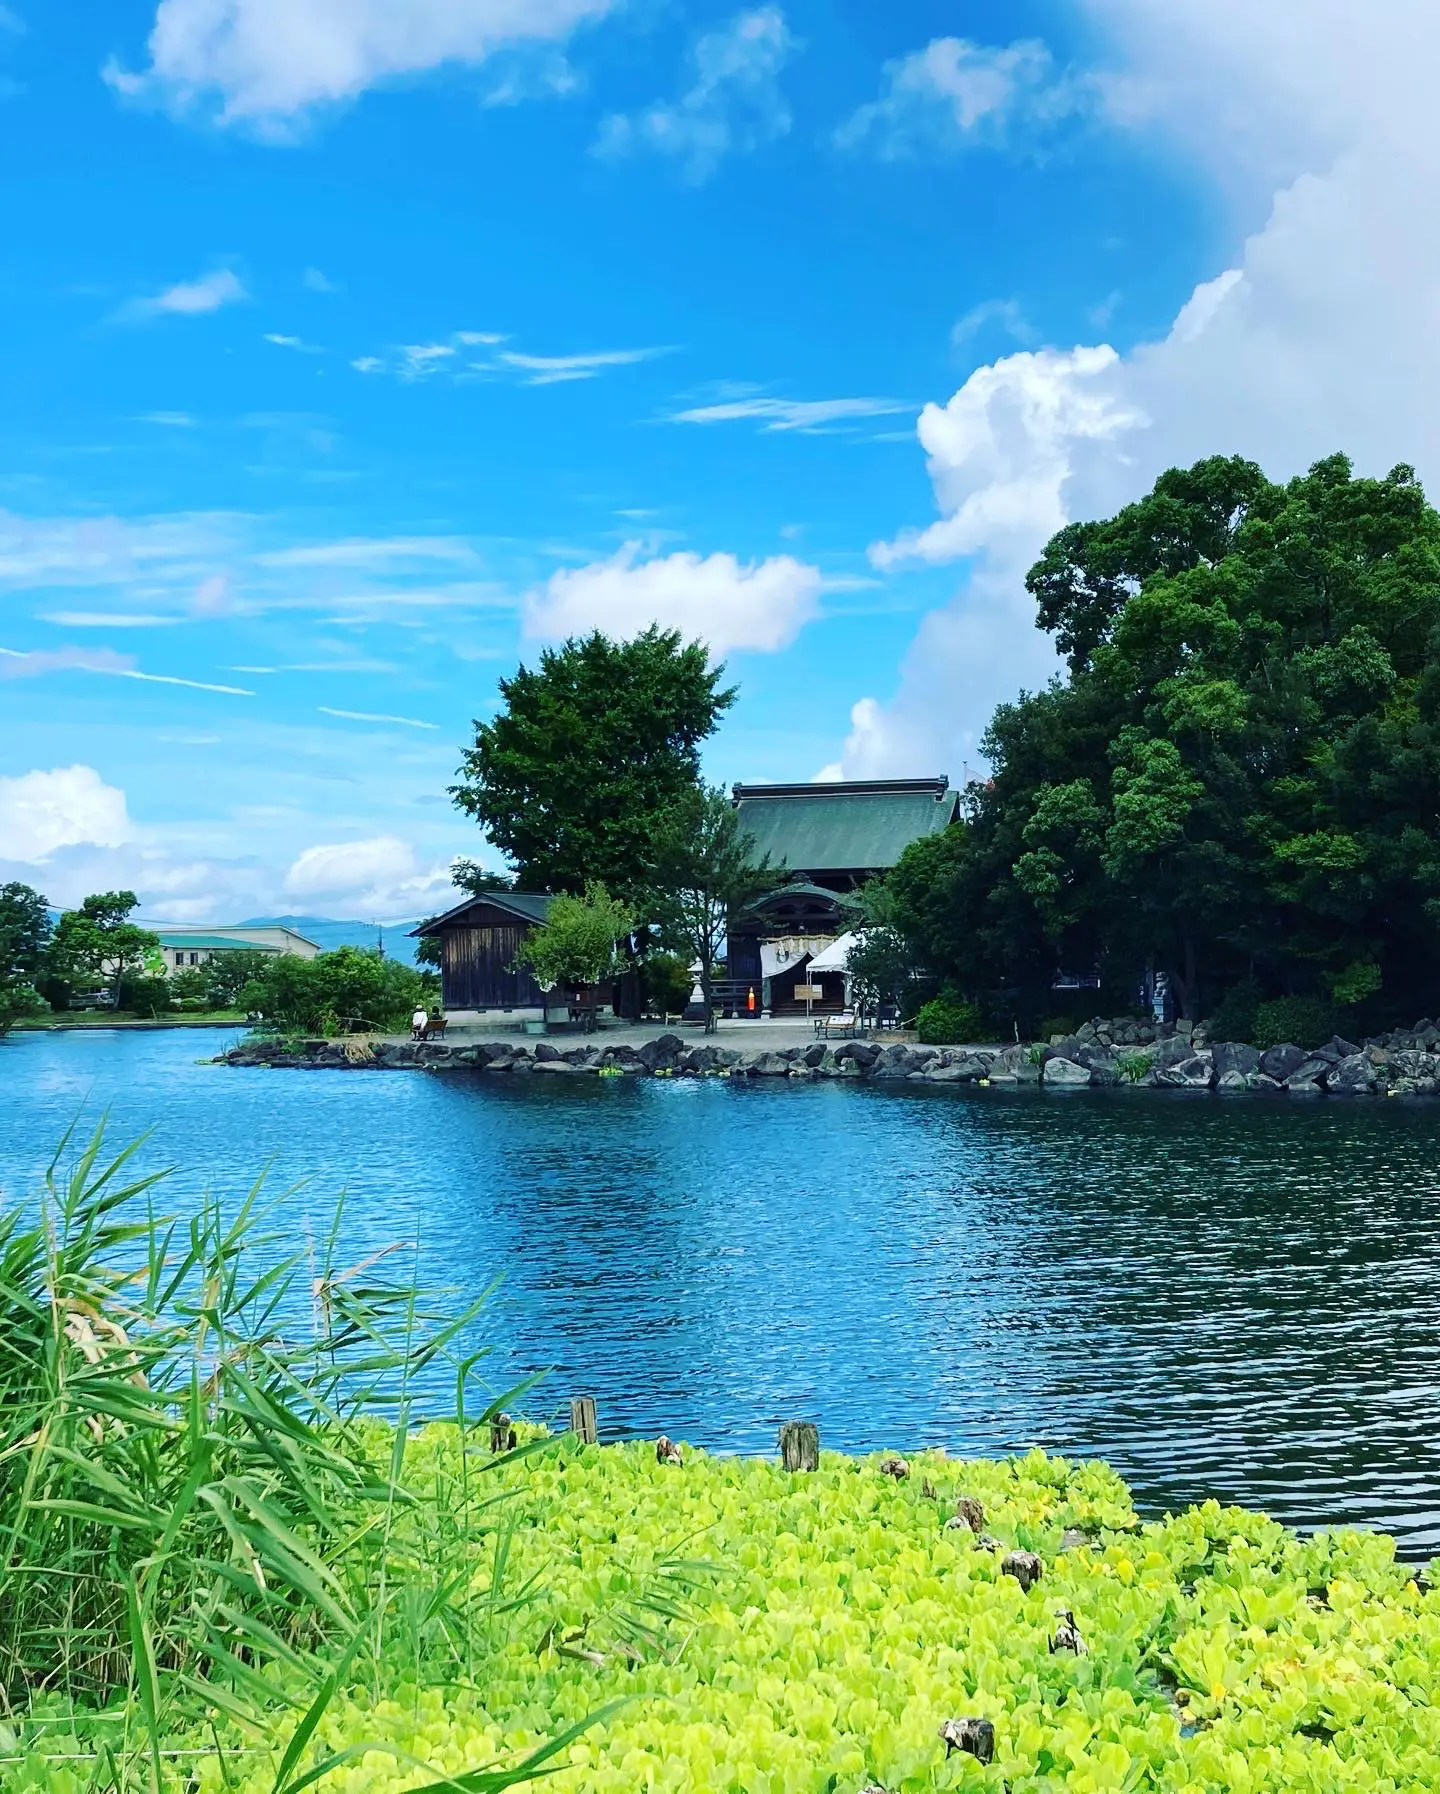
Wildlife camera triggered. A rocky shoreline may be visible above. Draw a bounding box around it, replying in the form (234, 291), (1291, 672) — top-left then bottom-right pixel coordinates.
(218, 1019), (1440, 1095)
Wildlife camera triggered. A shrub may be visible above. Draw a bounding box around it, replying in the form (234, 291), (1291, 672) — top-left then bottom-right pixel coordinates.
(201, 947), (273, 1009)
(117, 971), (171, 1018)
(1208, 976), (1263, 1043)
(1254, 994), (1338, 1050)
(915, 997), (984, 1044)
(242, 946), (435, 1035)
(643, 951), (694, 1015)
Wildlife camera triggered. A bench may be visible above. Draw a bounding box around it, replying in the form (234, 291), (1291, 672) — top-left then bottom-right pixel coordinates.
(412, 1015), (448, 1040)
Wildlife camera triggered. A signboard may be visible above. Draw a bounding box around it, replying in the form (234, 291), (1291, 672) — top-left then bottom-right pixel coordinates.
(793, 984), (823, 1001)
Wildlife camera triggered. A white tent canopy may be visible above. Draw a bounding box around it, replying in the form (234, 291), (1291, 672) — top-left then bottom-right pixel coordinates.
(806, 930), (859, 975)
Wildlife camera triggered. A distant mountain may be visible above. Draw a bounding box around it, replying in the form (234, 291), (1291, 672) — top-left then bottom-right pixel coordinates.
(236, 915), (425, 965)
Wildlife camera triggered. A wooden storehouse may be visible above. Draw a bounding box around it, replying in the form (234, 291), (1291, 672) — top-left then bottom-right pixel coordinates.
(411, 891), (554, 1012)
(726, 777), (958, 1016)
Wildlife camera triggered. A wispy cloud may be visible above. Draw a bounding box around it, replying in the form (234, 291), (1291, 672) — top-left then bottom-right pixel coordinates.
(318, 707), (440, 730)
(836, 36), (1090, 158)
(123, 268), (248, 322)
(257, 536), (478, 570)
(497, 346), (673, 384)
(137, 411), (196, 428)
(41, 611), (185, 628)
(669, 394), (911, 432)
(303, 266), (338, 293)
(351, 330), (667, 385)
(596, 7), (797, 181)
(0, 645), (253, 695)
(263, 331), (324, 354)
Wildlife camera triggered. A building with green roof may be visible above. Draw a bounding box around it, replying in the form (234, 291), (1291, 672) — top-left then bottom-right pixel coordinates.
(726, 777), (959, 1016)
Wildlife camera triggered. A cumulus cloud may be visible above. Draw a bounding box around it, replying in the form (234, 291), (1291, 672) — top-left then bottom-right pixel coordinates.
(524, 544), (822, 658)
(833, 0), (1440, 778)
(595, 7), (796, 180)
(124, 267), (247, 320)
(284, 836), (456, 918)
(836, 36), (1088, 157)
(106, 0), (617, 132)
(0, 765), (131, 864)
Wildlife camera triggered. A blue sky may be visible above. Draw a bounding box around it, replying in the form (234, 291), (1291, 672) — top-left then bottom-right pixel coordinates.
(0, 0), (1431, 919)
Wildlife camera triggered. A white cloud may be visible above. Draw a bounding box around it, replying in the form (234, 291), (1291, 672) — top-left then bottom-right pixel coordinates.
(596, 7), (796, 180)
(125, 267), (247, 320)
(302, 266), (338, 293)
(284, 835), (455, 918)
(870, 346), (1143, 570)
(264, 331), (323, 353)
(256, 536), (476, 569)
(0, 645), (253, 695)
(836, 36), (1087, 157)
(670, 394), (911, 432)
(0, 765), (131, 863)
(832, 0), (1440, 779)
(318, 707), (440, 730)
(524, 544), (822, 657)
(107, 0), (618, 133)
(497, 346), (670, 384)
(41, 612), (183, 628)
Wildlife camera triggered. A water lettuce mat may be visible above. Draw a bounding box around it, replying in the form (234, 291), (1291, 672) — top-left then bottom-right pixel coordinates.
(16, 1438), (1440, 1793)
(231, 1439), (1440, 1793)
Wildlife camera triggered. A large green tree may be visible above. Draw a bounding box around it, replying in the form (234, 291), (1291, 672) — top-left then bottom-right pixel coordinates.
(452, 628), (735, 901)
(891, 454), (1440, 1026)
(46, 891), (160, 1006)
(0, 882), (51, 1033)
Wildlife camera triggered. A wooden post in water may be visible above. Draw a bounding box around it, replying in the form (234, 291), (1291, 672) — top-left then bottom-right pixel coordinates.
(778, 1421), (819, 1472)
(569, 1395), (599, 1445)
(489, 1413), (517, 1454)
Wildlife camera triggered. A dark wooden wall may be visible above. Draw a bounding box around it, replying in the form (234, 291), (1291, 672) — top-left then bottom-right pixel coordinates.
(440, 925), (547, 1009)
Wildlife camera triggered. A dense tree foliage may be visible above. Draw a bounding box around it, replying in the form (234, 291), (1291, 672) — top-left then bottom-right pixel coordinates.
(891, 454), (1440, 1025)
(239, 946), (434, 1035)
(452, 627), (735, 902)
(45, 892), (160, 1006)
(512, 884), (634, 992)
(0, 883), (51, 1033)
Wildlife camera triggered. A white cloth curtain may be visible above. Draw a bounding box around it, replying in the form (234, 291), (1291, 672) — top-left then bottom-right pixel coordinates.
(759, 936), (835, 979)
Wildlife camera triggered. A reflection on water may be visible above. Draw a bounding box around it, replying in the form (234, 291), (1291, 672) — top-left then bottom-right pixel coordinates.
(4, 1027), (1440, 1554)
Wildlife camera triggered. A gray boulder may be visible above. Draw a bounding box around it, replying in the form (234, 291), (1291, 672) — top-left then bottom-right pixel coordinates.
(1215, 1068), (1251, 1092)
(928, 1056), (989, 1083)
(1288, 1056), (1333, 1087)
(1155, 1053), (1214, 1089)
(1073, 1042), (1121, 1085)
(1326, 1053), (1377, 1095)
(1259, 1042), (1306, 1081)
(637, 1032), (685, 1072)
(1151, 1035), (1197, 1072)
(1042, 1056), (1092, 1088)
(1212, 1041), (1261, 1080)
(873, 1043), (924, 1079)
(835, 1039), (881, 1069)
(744, 1050), (795, 1076)
(1253, 1073), (1286, 1093)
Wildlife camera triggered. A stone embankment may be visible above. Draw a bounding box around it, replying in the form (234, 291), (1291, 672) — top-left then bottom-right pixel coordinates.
(220, 1018), (1440, 1094)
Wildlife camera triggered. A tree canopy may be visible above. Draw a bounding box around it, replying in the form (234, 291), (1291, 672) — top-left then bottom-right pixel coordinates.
(890, 453), (1440, 1026)
(0, 883), (51, 1033)
(452, 627), (735, 903)
(46, 891), (160, 1004)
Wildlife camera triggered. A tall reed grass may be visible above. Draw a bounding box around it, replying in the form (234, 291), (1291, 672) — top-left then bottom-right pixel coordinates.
(0, 1126), (604, 1793)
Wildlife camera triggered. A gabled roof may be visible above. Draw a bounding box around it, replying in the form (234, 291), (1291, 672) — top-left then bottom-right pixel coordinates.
(410, 891), (554, 936)
(732, 778), (958, 875)
(158, 934), (282, 952)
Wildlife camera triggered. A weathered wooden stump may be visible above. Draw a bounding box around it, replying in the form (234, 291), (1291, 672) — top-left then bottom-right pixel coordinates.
(489, 1412), (517, 1453)
(1050, 1608), (1084, 1654)
(878, 1455), (909, 1480)
(778, 1421), (819, 1472)
(655, 1434), (683, 1465)
(938, 1718), (995, 1764)
(1002, 1549), (1044, 1592)
(569, 1395), (598, 1445)
(953, 1494), (985, 1532)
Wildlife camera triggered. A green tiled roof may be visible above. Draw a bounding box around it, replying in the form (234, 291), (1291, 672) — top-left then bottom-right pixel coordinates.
(733, 779), (959, 875)
(159, 934), (280, 952)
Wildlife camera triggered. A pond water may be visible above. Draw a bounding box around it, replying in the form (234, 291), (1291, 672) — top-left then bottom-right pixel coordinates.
(4, 1026), (1440, 1557)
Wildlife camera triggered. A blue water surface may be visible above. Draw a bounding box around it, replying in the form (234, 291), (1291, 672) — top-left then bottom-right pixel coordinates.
(4, 1026), (1440, 1555)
